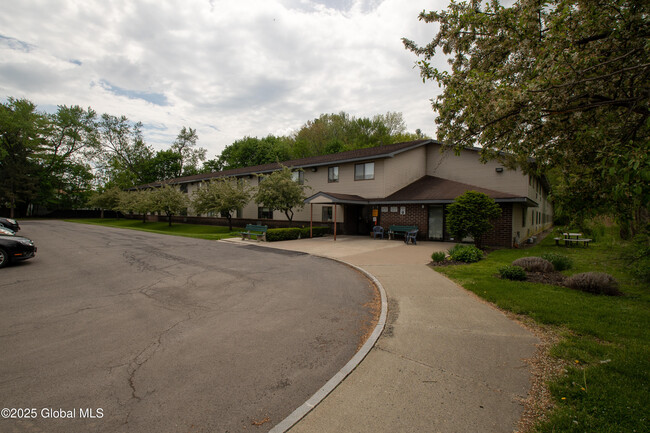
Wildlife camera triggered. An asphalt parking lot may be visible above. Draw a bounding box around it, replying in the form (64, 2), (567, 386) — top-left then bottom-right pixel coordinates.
(0, 220), (376, 433)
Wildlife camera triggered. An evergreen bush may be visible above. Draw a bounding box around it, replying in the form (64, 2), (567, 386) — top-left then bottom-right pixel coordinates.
(447, 244), (484, 263)
(498, 265), (527, 281)
(540, 253), (573, 271)
(431, 251), (446, 262)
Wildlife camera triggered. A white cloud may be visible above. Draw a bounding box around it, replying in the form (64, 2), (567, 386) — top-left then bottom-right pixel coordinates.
(0, 0), (450, 159)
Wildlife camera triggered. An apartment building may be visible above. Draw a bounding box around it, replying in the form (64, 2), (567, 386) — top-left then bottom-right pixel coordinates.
(159, 139), (553, 247)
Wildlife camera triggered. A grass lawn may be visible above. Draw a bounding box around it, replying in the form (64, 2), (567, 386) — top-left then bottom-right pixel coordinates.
(435, 227), (649, 433)
(66, 218), (242, 240)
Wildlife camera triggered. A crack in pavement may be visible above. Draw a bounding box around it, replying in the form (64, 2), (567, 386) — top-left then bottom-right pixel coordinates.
(374, 345), (511, 396)
(123, 312), (195, 425)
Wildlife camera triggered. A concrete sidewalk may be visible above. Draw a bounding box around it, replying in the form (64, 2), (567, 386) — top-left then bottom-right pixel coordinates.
(227, 236), (538, 432)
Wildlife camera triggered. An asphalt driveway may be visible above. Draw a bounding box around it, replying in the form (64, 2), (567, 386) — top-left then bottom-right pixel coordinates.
(0, 220), (376, 433)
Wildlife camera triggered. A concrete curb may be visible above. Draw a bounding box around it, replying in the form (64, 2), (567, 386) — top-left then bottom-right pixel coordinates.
(220, 239), (388, 433)
(268, 257), (388, 433)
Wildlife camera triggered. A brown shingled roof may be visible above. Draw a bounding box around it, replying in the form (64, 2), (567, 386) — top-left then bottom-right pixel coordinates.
(154, 139), (435, 186)
(381, 176), (524, 203)
(304, 192), (369, 204)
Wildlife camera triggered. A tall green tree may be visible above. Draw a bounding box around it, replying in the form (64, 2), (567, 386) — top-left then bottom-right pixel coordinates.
(192, 178), (251, 230)
(143, 150), (183, 182)
(41, 105), (99, 174)
(0, 98), (44, 217)
(171, 126), (206, 176)
(36, 105), (99, 210)
(403, 0), (649, 233)
(254, 166), (308, 224)
(217, 135), (291, 171)
(96, 114), (153, 188)
(290, 111), (416, 157)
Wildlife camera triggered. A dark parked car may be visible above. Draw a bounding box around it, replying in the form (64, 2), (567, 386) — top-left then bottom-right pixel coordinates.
(0, 226), (16, 236)
(0, 235), (36, 268)
(0, 217), (20, 232)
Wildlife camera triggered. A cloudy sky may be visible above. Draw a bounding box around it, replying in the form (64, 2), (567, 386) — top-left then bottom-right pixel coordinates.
(1, 0), (450, 159)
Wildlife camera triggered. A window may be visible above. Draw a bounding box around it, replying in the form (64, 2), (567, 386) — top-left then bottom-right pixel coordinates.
(328, 166), (339, 183)
(322, 206), (333, 221)
(522, 207), (527, 227)
(354, 162), (374, 180)
(291, 171), (304, 184)
(258, 207), (273, 219)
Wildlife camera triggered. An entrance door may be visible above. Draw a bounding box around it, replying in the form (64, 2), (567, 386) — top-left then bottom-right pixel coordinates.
(428, 205), (444, 240)
(344, 205), (372, 235)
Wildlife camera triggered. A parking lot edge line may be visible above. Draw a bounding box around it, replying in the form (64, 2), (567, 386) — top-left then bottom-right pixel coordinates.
(267, 256), (387, 433)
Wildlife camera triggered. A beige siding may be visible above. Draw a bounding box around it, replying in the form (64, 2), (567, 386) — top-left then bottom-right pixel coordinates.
(176, 141), (553, 234)
(383, 146), (427, 196)
(511, 202), (554, 245)
(426, 144), (528, 196)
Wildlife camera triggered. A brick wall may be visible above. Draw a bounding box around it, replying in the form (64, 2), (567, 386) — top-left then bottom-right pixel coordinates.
(379, 204), (428, 240)
(378, 202), (513, 246)
(478, 203), (513, 247)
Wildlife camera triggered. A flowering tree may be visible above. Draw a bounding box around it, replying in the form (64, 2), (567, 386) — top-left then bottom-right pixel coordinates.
(192, 178), (250, 231)
(404, 0), (649, 234)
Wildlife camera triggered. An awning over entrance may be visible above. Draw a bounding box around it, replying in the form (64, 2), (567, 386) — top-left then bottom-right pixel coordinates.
(304, 191), (369, 205)
(304, 192), (370, 240)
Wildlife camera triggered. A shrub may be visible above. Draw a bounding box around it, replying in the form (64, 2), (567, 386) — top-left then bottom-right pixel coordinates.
(266, 228), (302, 242)
(512, 256), (554, 273)
(541, 253), (573, 271)
(498, 265), (527, 281)
(446, 191), (502, 247)
(565, 272), (621, 296)
(299, 226), (330, 238)
(447, 244), (484, 263)
(431, 251), (446, 262)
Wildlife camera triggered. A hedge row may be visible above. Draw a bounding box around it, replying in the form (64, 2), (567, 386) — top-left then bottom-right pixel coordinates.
(266, 226), (330, 242)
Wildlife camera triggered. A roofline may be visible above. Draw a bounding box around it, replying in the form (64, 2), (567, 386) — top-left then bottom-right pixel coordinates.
(369, 197), (535, 205)
(165, 139), (437, 185)
(304, 192), (535, 206)
(304, 192), (369, 205)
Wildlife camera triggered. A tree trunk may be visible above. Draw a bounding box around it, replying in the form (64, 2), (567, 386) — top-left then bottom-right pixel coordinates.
(227, 215), (233, 231)
(167, 213), (172, 226)
(285, 210), (294, 226)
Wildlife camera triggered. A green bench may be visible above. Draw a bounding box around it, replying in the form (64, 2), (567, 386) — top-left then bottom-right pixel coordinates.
(241, 224), (268, 242)
(388, 225), (418, 240)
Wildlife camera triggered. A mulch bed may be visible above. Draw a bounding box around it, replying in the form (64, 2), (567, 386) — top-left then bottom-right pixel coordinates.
(428, 259), (472, 267)
(524, 271), (566, 286)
